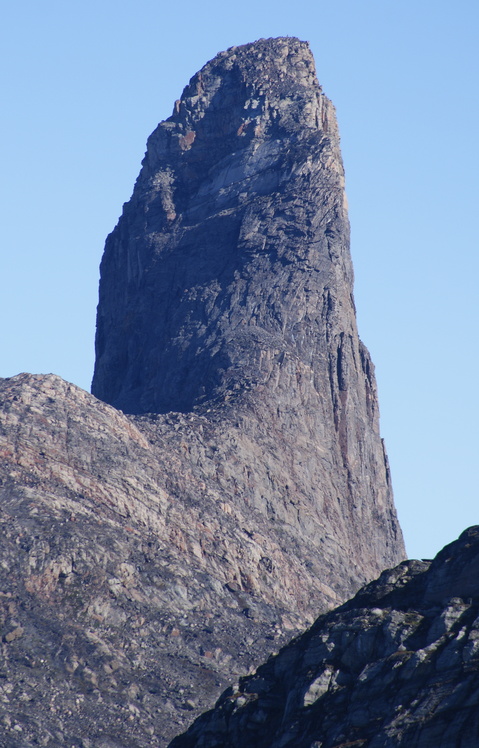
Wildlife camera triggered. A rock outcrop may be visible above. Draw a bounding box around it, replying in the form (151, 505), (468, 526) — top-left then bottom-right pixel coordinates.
(0, 38), (405, 746)
(170, 526), (479, 748)
(0, 373), (312, 746)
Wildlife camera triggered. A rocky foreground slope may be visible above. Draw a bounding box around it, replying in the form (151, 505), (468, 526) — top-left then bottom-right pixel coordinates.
(0, 38), (404, 746)
(171, 526), (479, 748)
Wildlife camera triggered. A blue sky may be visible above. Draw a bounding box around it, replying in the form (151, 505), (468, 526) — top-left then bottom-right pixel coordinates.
(1, 0), (478, 561)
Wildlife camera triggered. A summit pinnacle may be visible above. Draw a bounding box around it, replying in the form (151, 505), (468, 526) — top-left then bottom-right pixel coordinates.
(92, 37), (404, 590)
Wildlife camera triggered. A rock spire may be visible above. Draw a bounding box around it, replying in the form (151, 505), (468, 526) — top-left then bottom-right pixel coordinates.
(92, 36), (404, 589)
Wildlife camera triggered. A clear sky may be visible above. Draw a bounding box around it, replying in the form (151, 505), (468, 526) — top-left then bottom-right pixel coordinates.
(1, 0), (477, 561)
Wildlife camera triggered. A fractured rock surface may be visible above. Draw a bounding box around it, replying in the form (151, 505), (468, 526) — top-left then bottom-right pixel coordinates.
(0, 373), (313, 746)
(171, 526), (479, 748)
(0, 37), (405, 746)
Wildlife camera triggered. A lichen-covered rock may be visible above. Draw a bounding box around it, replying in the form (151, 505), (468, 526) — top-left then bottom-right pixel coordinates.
(170, 527), (479, 748)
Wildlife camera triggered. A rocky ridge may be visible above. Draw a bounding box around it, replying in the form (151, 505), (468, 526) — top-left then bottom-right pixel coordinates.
(0, 38), (405, 747)
(0, 372), (321, 747)
(171, 526), (479, 748)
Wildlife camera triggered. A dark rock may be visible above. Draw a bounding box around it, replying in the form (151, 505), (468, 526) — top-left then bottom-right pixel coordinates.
(170, 527), (479, 748)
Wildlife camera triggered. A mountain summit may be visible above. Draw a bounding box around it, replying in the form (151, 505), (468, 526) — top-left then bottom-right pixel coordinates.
(0, 38), (404, 746)
(92, 36), (404, 590)
(93, 36), (348, 417)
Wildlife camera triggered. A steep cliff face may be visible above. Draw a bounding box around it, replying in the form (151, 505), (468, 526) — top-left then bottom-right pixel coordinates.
(170, 526), (479, 748)
(92, 36), (404, 590)
(0, 38), (405, 747)
(93, 37), (350, 418)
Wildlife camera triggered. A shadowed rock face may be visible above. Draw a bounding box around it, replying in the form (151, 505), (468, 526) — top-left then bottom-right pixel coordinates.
(93, 37), (350, 418)
(0, 38), (405, 747)
(170, 527), (479, 748)
(92, 37), (357, 418)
